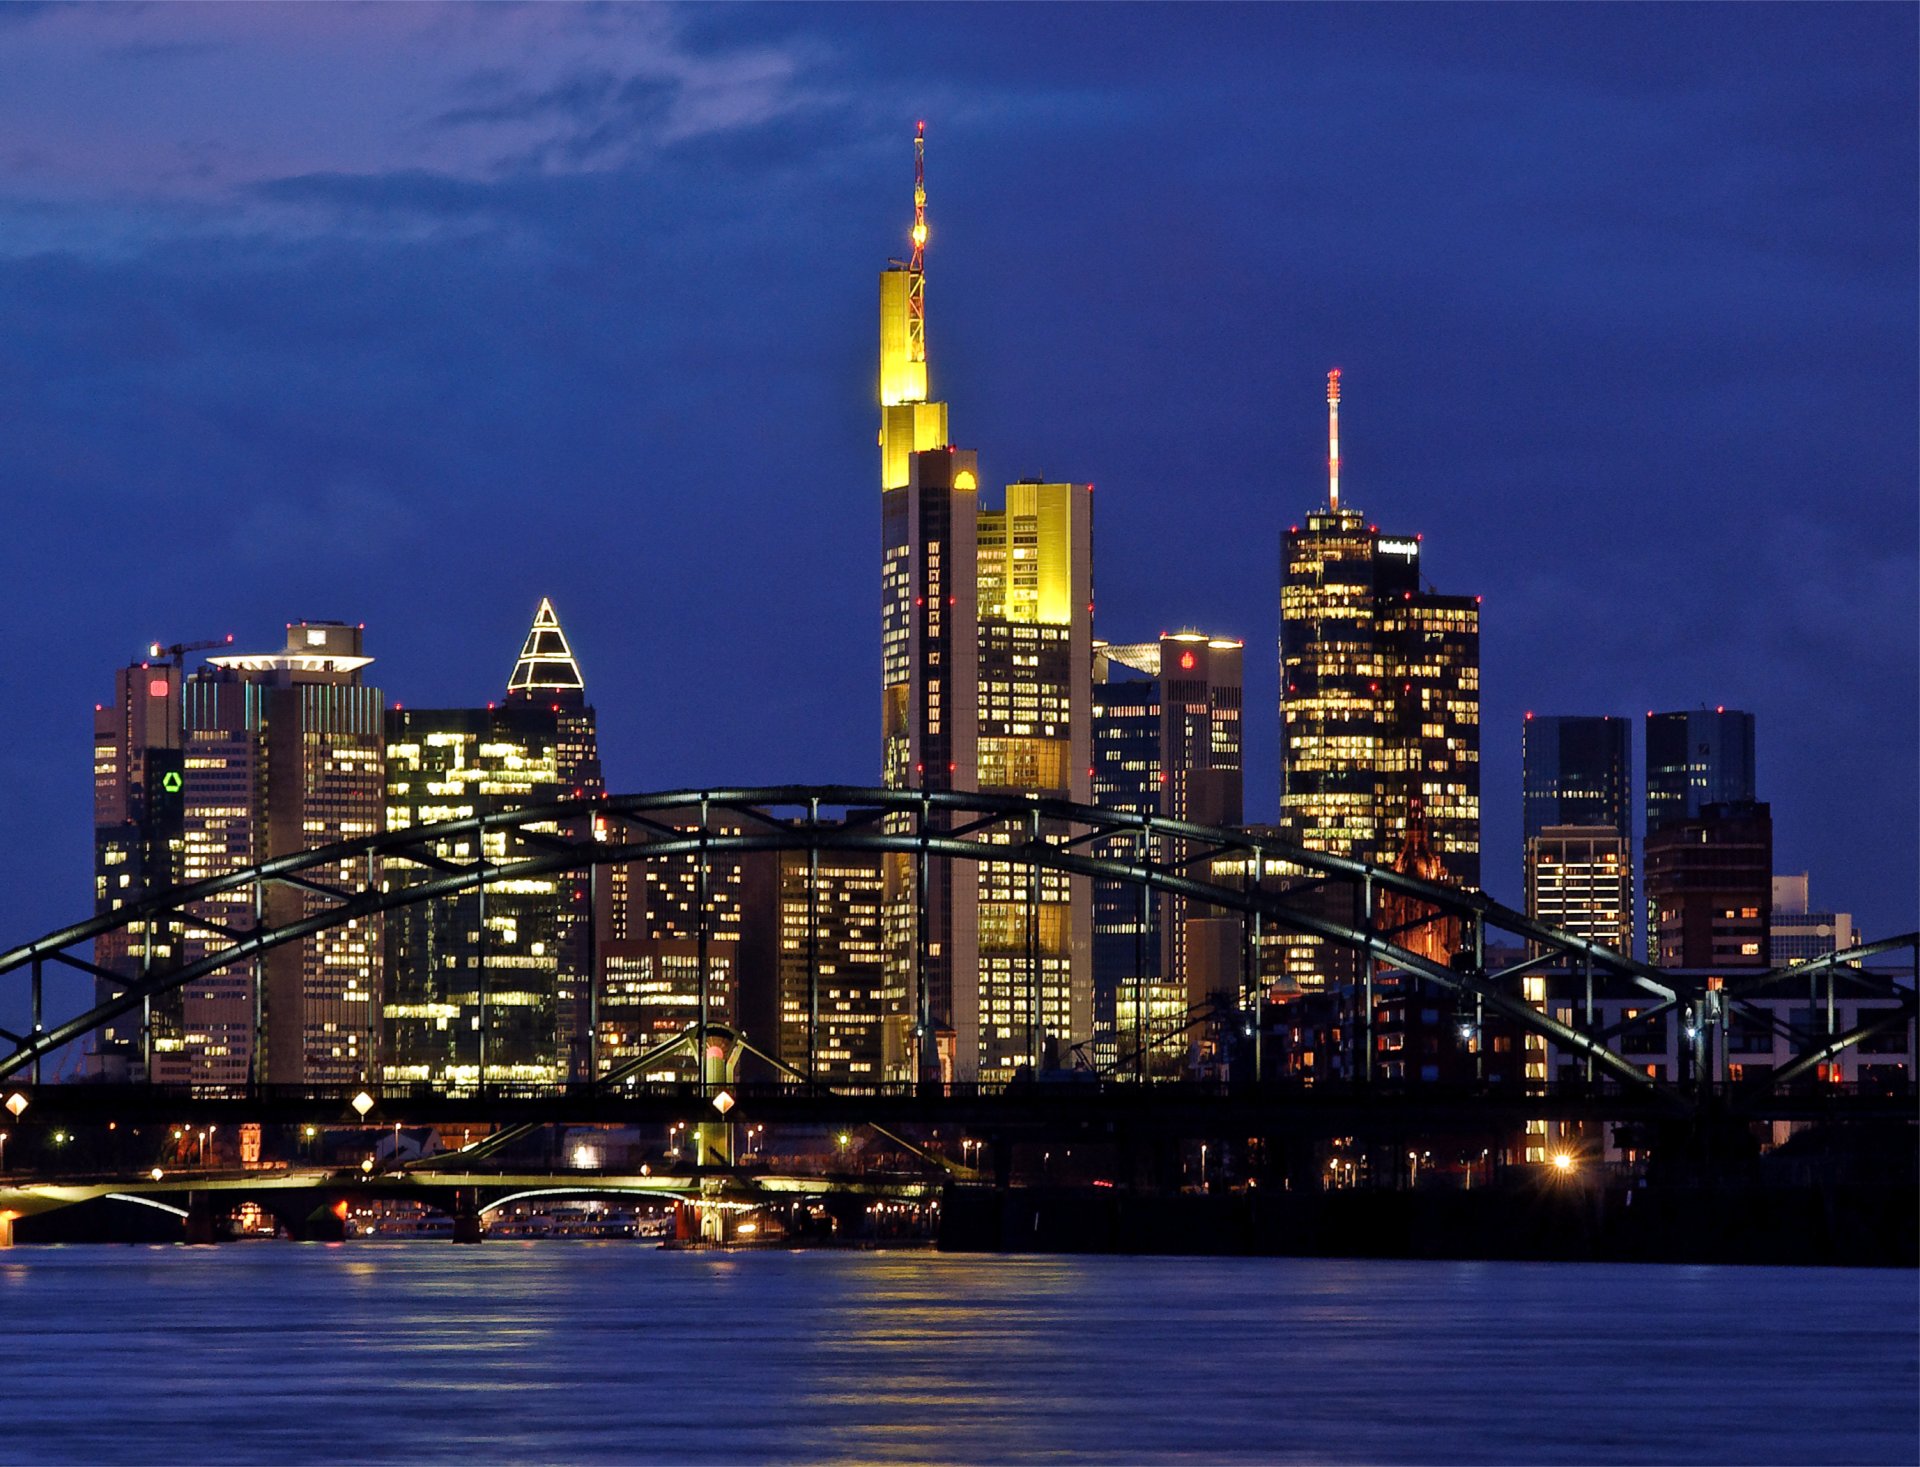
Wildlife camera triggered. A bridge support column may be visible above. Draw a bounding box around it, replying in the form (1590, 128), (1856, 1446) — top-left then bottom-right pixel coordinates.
(184, 1191), (221, 1246)
(0, 1211), (13, 1249)
(450, 1188), (484, 1245)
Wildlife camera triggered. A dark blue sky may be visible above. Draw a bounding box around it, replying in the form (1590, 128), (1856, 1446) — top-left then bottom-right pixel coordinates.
(2, 3), (1914, 973)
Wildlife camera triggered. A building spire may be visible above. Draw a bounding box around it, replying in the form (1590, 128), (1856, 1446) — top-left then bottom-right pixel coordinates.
(1326, 368), (1342, 512)
(908, 120), (927, 369)
(506, 597), (586, 702)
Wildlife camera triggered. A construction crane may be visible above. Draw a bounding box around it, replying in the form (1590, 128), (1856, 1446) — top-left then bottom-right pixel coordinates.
(146, 633), (233, 673)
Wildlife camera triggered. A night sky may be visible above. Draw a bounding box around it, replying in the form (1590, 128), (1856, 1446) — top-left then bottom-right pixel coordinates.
(2, 3), (1914, 1000)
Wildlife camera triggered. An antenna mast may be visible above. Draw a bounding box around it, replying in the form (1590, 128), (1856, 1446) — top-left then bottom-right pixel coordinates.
(908, 121), (927, 367)
(1326, 368), (1342, 512)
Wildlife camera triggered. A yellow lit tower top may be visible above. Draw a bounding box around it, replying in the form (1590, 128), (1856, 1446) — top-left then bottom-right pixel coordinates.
(879, 121), (950, 490)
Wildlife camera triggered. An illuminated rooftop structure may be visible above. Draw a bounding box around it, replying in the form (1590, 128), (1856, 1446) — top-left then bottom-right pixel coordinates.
(879, 122), (950, 489)
(207, 621), (372, 682)
(507, 597), (586, 703)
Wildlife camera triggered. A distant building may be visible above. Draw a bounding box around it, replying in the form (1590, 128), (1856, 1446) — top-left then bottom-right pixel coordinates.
(737, 837), (903, 1084)
(1644, 708), (1756, 960)
(1526, 826), (1633, 955)
(1769, 873), (1857, 964)
(1644, 800), (1773, 970)
(89, 658), (187, 1078)
(596, 806), (749, 1084)
(1280, 371), (1480, 888)
(382, 598), (604, 1091)
(155, 622), (386, 1087)
(1091, 632), (1244, 1066)
(1522, 715), (1631, 841)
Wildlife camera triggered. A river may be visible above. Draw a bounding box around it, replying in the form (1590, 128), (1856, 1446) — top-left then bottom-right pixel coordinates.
(0, 1246), (1911, 1464)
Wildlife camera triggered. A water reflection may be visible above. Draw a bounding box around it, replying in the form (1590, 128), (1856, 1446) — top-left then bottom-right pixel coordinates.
(0, 1247), (1909, 1465)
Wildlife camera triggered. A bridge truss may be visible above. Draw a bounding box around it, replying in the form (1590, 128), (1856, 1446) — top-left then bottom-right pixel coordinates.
(1, 786), (1912, 1112)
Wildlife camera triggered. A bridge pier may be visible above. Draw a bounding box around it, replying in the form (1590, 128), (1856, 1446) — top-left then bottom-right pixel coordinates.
(184, 1191), (222, 1246)
(450, 1188), (484, 1244)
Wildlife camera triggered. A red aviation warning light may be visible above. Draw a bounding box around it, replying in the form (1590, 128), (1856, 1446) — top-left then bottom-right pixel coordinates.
(1326, 368), (1343, 513)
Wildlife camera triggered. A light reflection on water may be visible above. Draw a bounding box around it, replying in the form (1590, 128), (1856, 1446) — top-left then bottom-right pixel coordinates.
(0, 1246), (1912, 1465)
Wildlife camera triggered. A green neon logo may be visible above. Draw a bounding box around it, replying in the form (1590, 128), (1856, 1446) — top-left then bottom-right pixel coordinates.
(161, 771), (184, 795)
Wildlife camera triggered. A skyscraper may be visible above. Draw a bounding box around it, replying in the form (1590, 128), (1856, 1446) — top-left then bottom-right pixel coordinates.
(1522, 715), (1631, 951)
(1092, 632), (1244, 1059)
(89, 658), (187, 1077)
(1644, 708), (1756, 837)
(1526, 826), (1633, 953)
(1279, 370), (1481, 888)
(152, 621), (386, 1087)
(1644, 707), (1756, 958)
(383, 599), (604, 1090)
(1644, 800), (1773, 969)
(876, 126), (1093, 1081)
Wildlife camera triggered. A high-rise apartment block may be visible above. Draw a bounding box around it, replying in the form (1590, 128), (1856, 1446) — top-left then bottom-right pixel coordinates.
(876, 128), (1093, 1082)
(1280, 371), (1480, 890)
(1644, 800), (1773, 969)
(383, 600), (603, 1091)
(1092, 633), (1244, 1055)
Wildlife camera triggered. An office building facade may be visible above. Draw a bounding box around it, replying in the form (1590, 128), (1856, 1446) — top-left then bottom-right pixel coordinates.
(382, 600), (603, 1090)
(876, 128), (1093, 1082)
(1092, 632), (1244, 1060)
(1280, 372), (1480, 888)
(1644, 800), (1773, 969)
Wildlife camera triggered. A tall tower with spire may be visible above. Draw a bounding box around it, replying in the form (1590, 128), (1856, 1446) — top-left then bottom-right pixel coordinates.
(1280, 371), (1481, 922)
(382, 598), (604, 1089)
(878, 122), (950, 491)
(875, 124), (1094, 1082)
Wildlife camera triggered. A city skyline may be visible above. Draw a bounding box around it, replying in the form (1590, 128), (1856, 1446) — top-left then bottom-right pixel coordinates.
(2, 2), (1914, 958)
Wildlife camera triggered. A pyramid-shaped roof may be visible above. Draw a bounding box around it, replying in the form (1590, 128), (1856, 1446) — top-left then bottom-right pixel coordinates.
(506, 597), (586, 699)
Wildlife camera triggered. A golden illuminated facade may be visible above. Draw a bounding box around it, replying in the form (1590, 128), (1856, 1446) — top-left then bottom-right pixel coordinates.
(1525, 826), (1632, 955)
(876, 127), (1093, 1081)
(1280, 374), (1480, 889)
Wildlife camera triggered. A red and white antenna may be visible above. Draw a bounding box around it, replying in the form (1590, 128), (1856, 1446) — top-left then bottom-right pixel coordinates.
(1326, 368), (1342, 512)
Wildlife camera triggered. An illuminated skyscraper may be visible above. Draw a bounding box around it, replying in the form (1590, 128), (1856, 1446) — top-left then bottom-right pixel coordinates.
(1279, 371), (1480, 888)
(737, 837), (902, 1083)
(89, 659), (187, 1077)
(1526, 826), (1633, 953)
(383, 599), (604, 1090)
(1092, 633), (1244, 1060)
(151, 622), (386, 1087)
(876, 126), (1093, 1081)
(1522, 715), (1631, 950)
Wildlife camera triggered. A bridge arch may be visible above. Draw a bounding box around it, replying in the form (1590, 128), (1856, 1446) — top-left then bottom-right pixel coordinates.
(2, 786), (1910, 1100)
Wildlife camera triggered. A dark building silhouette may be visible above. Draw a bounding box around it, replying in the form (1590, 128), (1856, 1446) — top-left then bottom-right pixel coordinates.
(1644, 800), (1773, 969)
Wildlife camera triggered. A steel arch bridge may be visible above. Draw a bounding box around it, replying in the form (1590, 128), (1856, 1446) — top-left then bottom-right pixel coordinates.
(2, 785), (1912, 1106)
